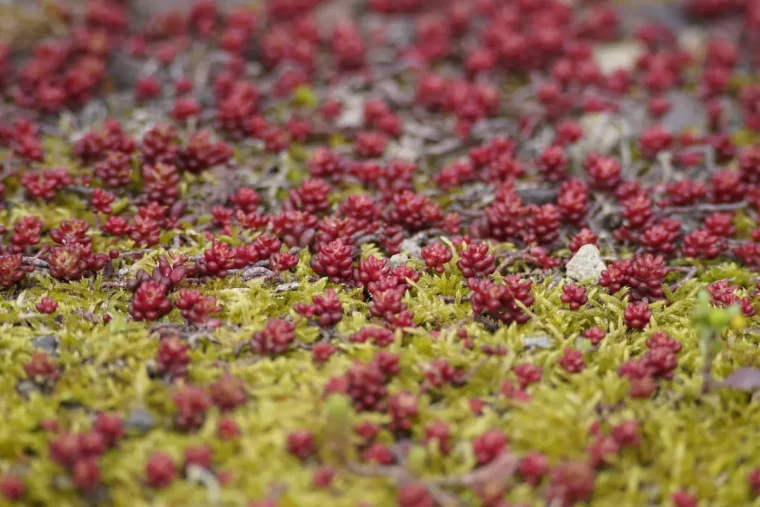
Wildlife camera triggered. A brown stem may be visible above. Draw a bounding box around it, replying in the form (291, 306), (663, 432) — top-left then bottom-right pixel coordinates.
(670, 266), (697, 292)
(441, 295), (471, 304)
(669, 265), (698, 273)
(22, 257), (50, 269)
(460, 358), (489, 384)
(702, 345), (715, 394)
(664, 201), (746, 214)
(436, 452), (520, 487)
(496, 248), (528, 273)
(233, 341), (251, 357)
(119, 248), (154, 258)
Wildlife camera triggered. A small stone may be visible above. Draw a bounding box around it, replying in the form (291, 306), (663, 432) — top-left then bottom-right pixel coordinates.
(516, 186), (558, 205)
(720, 368), (760, 392)
(678, 27), (707, 58)
(662, 92), (706, 134)
(389, 253), (410, 267)
(336, 95), (364, 129)
(399, 239), (421, 259)
(241, 266), (274, 281)
(314, 0), (358, 33)
(273, 282), (300, 293)
(593, 41), (644, 74)
(32, 335), (59, 356)
(566, 244), (606, 282)
(16, 380), (38, 397)
(387, 136), (423, 162)
(579, 113), (621, 155)
(125, 407), (155, 432)
(523, 335), (552, 350)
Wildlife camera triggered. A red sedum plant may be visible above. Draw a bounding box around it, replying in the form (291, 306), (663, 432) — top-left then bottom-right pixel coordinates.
(1, 1), (760, 506)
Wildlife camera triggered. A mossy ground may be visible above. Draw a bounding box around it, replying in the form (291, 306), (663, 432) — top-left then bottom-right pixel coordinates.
(2, 168), (760, 506)
(2, 1), (760, 506)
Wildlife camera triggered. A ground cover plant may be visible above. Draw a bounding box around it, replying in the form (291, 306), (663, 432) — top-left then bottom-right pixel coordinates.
(2, 0), (760, 505)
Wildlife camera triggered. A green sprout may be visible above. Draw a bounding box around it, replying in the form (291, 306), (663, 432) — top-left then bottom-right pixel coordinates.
(693, 289), (746, 392)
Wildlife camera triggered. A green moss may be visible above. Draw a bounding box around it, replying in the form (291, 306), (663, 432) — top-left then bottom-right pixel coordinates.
(4, 236), (758, 505)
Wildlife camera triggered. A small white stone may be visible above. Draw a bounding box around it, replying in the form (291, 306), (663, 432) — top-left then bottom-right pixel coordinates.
(566, 244), (606, 282)
(386, 136), (423, 162)
(678, 27), (707, 59)
(523, 335), (552, 350)
(336, 95), (364, 129)
(389, 253), (410, 268)
(578, 113), (620, 155)
(593, 41), (645, 74)
(400, 238), (423, 259)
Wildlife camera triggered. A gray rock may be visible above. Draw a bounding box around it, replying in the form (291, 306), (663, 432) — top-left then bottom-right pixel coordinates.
(16, 380), (38, 397)
(389, 253), (410, 268)
(314, 0), (360, 32)
(241, 266), (274, 281)
(579, 113), (622, 155)
(31, 335), (59, 356)
(399, 239), (422, 259)
(566, 244), (606, 282)
(273, 282), (300, 293)
(593, 41), (644, 74)
(125, 407), (155, 433)
(662, 92), (706, 134)
(678, 27), (707, 57)
(719, 367), (760, 392)
(108, 54), (142, 89)
(387, 136), (423, 162)
(522, 335), (553, 350)
(336, 95), (364, 129)
(516, 187), (558, 205)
